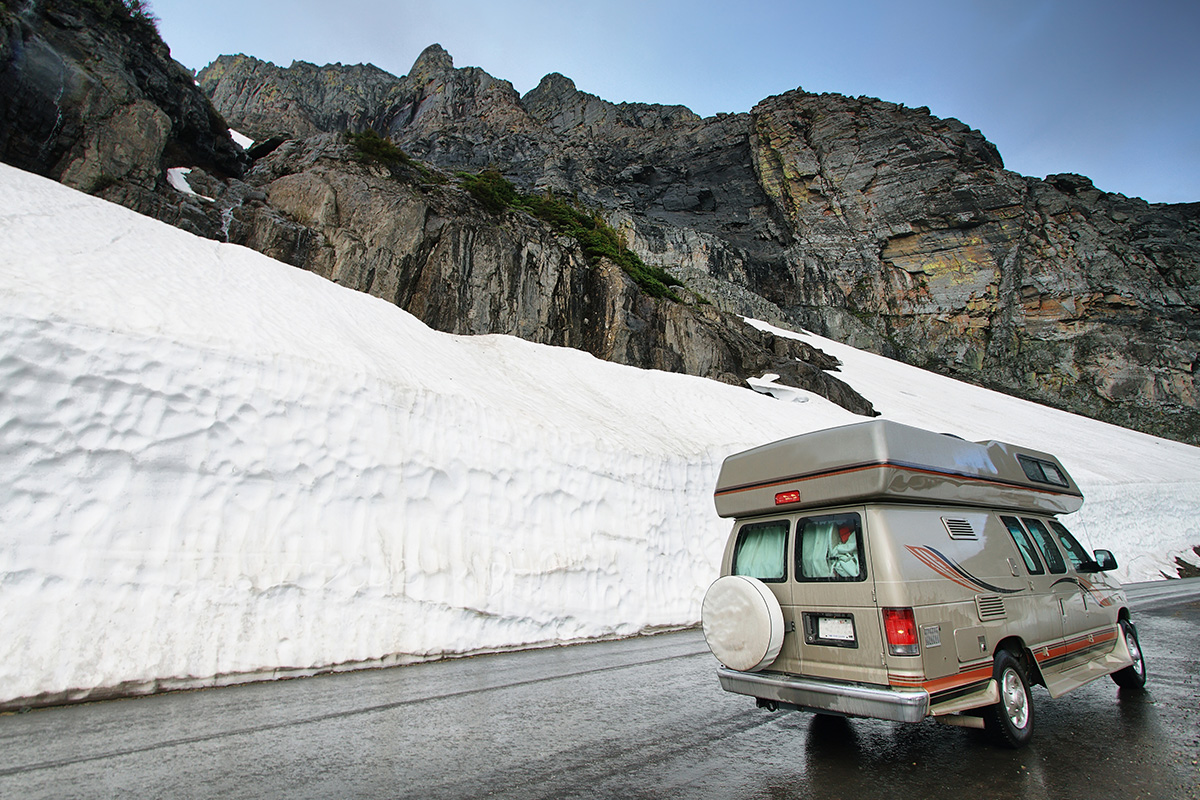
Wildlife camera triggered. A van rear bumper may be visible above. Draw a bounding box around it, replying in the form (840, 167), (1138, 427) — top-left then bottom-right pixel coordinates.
(717, 667), (930, 724)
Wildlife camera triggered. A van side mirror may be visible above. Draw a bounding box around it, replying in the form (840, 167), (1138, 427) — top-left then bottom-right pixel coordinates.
(1091, 549), (1118, 572)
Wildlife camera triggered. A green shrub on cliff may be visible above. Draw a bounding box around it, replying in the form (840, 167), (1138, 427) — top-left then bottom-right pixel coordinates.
(459, 169), (683, 301)
(460, 168), (518, 214)
(345, 129), (443, 184)
(73, 0), (159, 33)
(346, 128), (411, 168)
(123, 0), (156, 25)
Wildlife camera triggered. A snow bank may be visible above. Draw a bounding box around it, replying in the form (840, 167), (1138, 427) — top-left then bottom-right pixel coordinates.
(2, 162), (1198, 707)
(0, 164), (851, 706)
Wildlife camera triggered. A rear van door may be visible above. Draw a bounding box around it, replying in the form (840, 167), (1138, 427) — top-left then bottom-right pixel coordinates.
(789, 506), (887, 685)
(727, 515), (796, 667)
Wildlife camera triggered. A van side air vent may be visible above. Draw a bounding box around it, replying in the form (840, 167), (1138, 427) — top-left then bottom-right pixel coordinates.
(942, 517), (977, 540)
(976, 595), (1007, 621)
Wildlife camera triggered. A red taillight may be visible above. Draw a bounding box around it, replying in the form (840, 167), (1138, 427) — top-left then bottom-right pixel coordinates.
(775, 490), (801, 505)
(883, 607), (919, 656)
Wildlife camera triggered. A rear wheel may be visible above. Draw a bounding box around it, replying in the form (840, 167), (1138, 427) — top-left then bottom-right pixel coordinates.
(982, 650), (1035, 748)
(1111, 619), (1147, 689)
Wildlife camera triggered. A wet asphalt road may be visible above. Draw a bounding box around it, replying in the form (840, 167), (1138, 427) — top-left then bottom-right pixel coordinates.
(2, 581), (1198, 800)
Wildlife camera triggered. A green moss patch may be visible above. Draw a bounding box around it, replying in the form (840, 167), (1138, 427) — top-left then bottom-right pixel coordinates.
(459, 169), (683, 301)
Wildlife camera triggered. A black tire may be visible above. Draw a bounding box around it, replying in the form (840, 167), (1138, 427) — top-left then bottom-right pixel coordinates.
(1111, 619), (1147, 690)
(982, 650), (1035, 748)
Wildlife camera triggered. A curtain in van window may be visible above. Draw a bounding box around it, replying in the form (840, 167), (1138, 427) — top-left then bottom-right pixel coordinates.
(829, 532), (859, 578)
(800, 521), (837, 578)
(799, 516), (863, 580)
(733, 521), (788, 581)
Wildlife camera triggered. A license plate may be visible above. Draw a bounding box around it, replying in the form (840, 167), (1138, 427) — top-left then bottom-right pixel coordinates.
(818, 616), (855, 642)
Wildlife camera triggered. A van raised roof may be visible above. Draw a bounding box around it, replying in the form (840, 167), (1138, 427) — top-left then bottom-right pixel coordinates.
(713, 419), (1083, 518)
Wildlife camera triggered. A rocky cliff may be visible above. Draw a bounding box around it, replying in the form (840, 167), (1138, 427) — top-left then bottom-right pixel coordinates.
(216, 133), (874, 414)
(197, 45), (1199, 444)
(0, 9), (872, 416)
(747, 91), (1199, 442)
(0, 0), (245, 234)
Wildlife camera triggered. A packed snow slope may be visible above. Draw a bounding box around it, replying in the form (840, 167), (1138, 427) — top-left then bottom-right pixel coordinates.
(2, 163), (1199, 708)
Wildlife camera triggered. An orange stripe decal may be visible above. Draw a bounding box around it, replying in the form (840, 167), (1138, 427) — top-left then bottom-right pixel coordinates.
(889, 663), (994, 693)
(715, 460), (1080, 499)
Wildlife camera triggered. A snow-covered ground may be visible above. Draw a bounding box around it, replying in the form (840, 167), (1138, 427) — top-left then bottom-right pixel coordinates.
(2, 162), (1198, 707)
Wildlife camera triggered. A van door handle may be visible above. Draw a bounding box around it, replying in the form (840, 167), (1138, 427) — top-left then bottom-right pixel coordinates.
(1059, 598), (1066, 617)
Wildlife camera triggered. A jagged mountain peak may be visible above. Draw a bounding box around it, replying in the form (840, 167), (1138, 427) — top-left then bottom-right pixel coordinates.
(527, 71), (578, 97)
(408, 43), (455, 82)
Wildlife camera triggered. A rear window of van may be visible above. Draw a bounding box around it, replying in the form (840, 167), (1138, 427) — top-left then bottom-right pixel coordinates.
(796, 513), (866, 582)
(732, 520), (789, 582)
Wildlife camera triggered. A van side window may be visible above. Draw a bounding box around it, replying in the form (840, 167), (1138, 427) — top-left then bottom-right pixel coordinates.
(796, 513), (865, 582)
(1048, 521), (1093, 571)
(1000, 516), (1045, 575)
(1021, 518), (1067, 574)
(732, 520), (789, 582)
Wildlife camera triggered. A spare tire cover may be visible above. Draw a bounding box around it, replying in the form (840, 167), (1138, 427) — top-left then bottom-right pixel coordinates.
(701, 575), (785, 672)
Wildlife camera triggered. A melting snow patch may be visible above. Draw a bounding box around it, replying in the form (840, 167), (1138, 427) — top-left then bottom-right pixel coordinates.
(230, 129), (254, 149)
(748, 373), (810, 403)
(166, 167), (213, 201)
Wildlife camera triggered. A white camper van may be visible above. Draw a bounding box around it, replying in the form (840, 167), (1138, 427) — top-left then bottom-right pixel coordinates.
(701, 420), (1146, 747)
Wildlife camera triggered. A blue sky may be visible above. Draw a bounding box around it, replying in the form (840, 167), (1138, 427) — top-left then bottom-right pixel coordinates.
(152, 0), (1198, 204)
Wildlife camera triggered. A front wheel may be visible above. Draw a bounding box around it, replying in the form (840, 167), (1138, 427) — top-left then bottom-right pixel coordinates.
(982, 650), (1035, 748)
(1111, 619), (1147, 690)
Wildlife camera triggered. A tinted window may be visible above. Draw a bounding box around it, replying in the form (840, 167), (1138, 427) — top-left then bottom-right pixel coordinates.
(1048, 520), (1092, 571)
(733, 520), (789, 582)
(1018, 455), (1069, 487)
(1022, 518), (1067, 574)
(1041, 462), (1068, 486)
(1001, 516), (1045, 575)
(796, 513), (865, 582)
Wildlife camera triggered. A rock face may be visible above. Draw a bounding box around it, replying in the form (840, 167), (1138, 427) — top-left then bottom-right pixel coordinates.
(199, 46), (1200, 444)
(221, 134), (875, 415)
(200, 54), (409, 141)
(0, 8), (874, 417)
(746, 92), (1200, 442)
(0, 0), (244, 233)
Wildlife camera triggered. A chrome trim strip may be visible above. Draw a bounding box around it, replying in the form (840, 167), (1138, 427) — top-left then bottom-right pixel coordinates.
(717, 667), (930, 724)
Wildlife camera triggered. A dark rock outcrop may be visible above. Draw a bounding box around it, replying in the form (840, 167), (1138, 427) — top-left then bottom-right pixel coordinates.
(0, 0), (245, 234)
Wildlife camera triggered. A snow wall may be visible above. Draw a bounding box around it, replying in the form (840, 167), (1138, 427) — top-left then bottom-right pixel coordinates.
(3, 163), (1199, 708)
